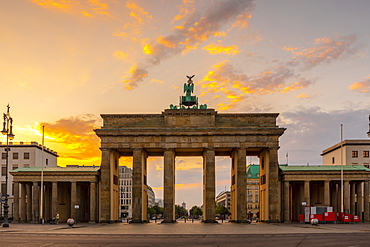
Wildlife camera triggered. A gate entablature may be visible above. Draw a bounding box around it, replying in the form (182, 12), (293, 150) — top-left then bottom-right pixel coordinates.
(95, 75), (286, 223)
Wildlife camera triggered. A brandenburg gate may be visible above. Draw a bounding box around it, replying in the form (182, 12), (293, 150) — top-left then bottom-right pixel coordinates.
(95, 75), (285, 223)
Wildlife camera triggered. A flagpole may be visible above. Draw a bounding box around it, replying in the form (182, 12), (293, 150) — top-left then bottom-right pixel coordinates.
(340, 124), (344, 213)
(40, 126), (45, 224)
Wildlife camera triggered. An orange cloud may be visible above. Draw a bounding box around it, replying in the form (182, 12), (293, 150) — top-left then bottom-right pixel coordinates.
(348, 77), (370, 93)
(231, 12), (252, 29)
(37, 114), (102, 166)
(31, 0), (112, 17)
(122, 1), (256, 89)
(198, 60), (313, 110)
(202, 43), (240, 55)
(121, 64), (149, 90)
(113, 50), (128, 60)
(282, 35), (357, 69)
(115, 1), (152, 41)
(172, 0), (195, 22)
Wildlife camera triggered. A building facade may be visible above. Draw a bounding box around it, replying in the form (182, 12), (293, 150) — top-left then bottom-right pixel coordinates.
(119, 166), (132, 219)
(10, 166), (100, 223)
(118, 166), (155, 219)
(1, 142), (58, 218)
(216, 191), (231, 212)
(280, 165), (370, 222)
(322, 140), (370, 168)
(246, 164), (260, 215)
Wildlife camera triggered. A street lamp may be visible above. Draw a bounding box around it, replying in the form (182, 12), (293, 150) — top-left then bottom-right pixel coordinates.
(367, 115), (370, 138)
(1, 105), (14, 227)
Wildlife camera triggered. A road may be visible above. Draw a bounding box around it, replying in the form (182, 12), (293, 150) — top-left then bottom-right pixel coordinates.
(1, 232), (369, 247)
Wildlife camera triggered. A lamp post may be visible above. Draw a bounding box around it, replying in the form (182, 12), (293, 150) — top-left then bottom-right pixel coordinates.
(1, 105), (14, 227)
(367, 115), (370, 138)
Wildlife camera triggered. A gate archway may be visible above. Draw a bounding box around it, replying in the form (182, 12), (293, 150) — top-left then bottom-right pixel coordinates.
(95, 108), (285, 223)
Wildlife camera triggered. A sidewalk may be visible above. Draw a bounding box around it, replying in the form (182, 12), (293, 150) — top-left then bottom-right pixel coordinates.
(2, 221), (370, 235)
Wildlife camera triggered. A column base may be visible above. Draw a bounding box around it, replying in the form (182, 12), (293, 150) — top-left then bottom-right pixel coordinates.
(88, 220), (97, 224)
(229, 219), (250, 224)
(129, 220), (150, 224)
(99, 220), (113, 223)
(161, 220), (177, 223)
(201, 220), (218, 223)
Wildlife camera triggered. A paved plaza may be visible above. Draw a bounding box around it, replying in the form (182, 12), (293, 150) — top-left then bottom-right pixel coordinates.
(1, 221), (370, 246)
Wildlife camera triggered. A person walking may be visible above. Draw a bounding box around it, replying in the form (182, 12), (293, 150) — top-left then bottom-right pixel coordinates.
(56, 212), (60, 224)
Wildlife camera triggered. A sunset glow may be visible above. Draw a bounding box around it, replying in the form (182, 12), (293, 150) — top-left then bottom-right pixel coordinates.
(1, 0), (370, 206)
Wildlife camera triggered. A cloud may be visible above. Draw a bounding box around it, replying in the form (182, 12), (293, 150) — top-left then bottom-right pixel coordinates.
(202, 43), (240, 55)
(31, 0), (112, 17)
(37, 114), (101, 164)
(198, 60), (313, 110)
(122, 0), (256, 89)
(121, 64), (149, 90)
(114, 1), (152, 41)
(348, 77), (370, 93)
(278, 108), (370, 165)
(282, 35), (358, 69)
(172, 0), (195, 22)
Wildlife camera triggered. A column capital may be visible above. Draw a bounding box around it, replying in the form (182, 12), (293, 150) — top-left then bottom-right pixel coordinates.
(163, 148), (175, 152)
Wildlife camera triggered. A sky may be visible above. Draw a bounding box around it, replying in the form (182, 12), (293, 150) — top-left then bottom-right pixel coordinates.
(1, 0), (370, 208)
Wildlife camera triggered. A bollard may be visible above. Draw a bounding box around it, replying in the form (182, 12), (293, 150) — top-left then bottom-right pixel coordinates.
(310, 218), (319, 226)
(67, 218), (75, 227)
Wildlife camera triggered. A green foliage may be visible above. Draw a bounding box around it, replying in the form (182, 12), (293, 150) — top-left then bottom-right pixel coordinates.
(175, 205), (188, 217)
(149, 205), (164, 215)
(147, 207), (156, 216)
(215, 205), (229, 215)
(189, 205), (203, 217)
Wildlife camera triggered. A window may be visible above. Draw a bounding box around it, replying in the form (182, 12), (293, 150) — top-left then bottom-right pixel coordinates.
(13, 153), (18, 160)
(1, 153), (6, 159)
(24, 152), (30, 159)
(332, 157), (335, 164)
(352, 151), (358, 158)
(1, 166), (6, 176)
(1, 182), (6, 195)
(46, 159), (49, 165)
(12, 165), (18, 171)
(364, 151), (369, 158)
(23, 164), (29, 168)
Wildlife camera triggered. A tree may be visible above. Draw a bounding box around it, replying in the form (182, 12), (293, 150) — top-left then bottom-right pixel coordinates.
(151, 205), (164, 215)
(189, 205), (203, 218)
(215, 205), (229, 216)
(147, 207), (156, 216)
(175, 205), (188, 217)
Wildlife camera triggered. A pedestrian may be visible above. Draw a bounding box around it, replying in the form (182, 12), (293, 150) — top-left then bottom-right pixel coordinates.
(248, 211), (253, 222)
(56, 212), (60, 224)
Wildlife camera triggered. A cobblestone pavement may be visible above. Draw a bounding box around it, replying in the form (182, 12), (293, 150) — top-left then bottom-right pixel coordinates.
(1, 220), (370, 235)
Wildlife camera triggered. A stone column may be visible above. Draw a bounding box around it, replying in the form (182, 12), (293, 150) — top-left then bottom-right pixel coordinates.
(283, 181), (290, 222)
(203, 148), (216, 223)
(32, 181), (39, 223)
(304, 181), (310, 206)
(231, 148), (247, 223)
(163, 148), (176, 223)
(26, 183), (32, 222)
(268, 148), (281, 223)
(89, 182), (97, 223)
(344, 180), (350, 214)
(71, 182), (77, 220)
(132, 148), (148, 223)
(100, 148), (111, 222)
(350, 182), (356, 215)
(20, 183), (26, 222)
(364, 181), (369, 221)
(13, 181), (20, 223)
(51, 182), (58, 220)
(324, 181), (330, 206)
(357, 182), (363, 217)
